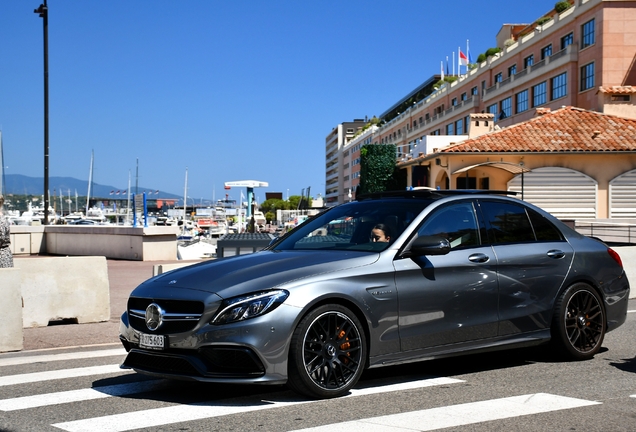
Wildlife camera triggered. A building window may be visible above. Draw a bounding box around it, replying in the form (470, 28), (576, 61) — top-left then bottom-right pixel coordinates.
(541, 44), (552, 60)
(461, 92), (467, 101)
(611, 95), (631, 102)
(487, 103), (498, 115)
(508, 64), (517, 77)
(494, 72), (503, 83)
(471, 86), (478, 95)
(580, 62), (595, 91)
(500, 97), (512, 119)
(551, 72), (567, 100)
(456, 119), (464, 135)
(533, 81), (547, 107)
(446, 123), (454, 135)
(524, 54), (534, 69)
(561, 32), (573, 50)
(582, 19), (595, 49)
(452, 97), (457, 106)
(425, 113), (430, 120)
(516, 89), (529, 113)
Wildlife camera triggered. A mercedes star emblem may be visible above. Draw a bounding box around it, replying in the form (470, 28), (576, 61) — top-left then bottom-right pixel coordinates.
(145, 303), (164, 331)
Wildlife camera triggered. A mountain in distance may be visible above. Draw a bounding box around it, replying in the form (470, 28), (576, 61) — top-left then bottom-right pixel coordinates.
(3, 174), (182, 200)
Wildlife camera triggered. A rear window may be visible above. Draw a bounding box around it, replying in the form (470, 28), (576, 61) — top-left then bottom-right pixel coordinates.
(479, 200), (563, 244)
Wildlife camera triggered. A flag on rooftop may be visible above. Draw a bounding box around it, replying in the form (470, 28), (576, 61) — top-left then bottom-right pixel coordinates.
(459, 49), (468, 66)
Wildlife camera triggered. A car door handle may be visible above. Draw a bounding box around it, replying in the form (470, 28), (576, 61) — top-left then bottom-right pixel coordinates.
(468, 253), (490, 263)
(547, 249), (566, 259)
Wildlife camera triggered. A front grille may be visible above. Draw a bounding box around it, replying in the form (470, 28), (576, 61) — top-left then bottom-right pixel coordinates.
(128, 297), (204, 334)
(123, 346), (265, 378)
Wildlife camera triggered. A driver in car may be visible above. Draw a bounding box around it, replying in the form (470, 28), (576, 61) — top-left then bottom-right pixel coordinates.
(370, 223), (392, 243)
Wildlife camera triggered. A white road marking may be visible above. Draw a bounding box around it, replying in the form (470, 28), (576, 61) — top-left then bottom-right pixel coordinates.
(0, 365), (128, 387)
(0, 348), (127, 367)
(0, 380), (161, 411)
(288, 393), (601, 432)
(52, 377), (464, 432)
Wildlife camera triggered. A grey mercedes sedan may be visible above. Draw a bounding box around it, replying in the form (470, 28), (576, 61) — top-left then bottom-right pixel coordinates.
(119, 190), (630, 398)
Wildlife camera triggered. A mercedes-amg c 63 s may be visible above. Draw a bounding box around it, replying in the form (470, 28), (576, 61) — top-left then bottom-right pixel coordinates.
(119, 190), (630, 398)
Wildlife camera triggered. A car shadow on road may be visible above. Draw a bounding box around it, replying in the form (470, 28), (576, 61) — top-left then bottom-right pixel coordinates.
(359, 343), (589, 384)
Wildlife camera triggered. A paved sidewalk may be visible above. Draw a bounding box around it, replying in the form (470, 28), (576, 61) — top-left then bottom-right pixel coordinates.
(21, 259), (198, 351)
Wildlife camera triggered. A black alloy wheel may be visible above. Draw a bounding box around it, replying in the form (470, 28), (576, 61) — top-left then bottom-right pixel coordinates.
(551, 283), (606, 360)
(288, 304), (366, 399)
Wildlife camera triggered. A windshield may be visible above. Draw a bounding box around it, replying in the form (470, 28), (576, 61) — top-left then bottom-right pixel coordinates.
(272, 199), (432, 252)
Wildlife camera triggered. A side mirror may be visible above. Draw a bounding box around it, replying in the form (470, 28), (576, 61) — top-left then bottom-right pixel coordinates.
(403, 235), (451, 257)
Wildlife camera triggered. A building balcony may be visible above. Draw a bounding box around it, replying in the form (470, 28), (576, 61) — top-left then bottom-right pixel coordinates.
(482, 44), (578, 103)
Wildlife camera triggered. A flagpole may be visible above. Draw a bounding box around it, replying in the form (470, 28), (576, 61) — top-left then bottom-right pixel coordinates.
(452, 52), (455, 76)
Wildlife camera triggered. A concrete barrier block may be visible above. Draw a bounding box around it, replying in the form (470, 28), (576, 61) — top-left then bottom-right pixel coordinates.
(16, 256), (111, 327)
(0, 268), (24, 352)
(152, 262), (199, 277)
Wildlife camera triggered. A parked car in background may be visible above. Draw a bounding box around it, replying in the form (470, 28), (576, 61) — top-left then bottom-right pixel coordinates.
(119, 190), (630, 398)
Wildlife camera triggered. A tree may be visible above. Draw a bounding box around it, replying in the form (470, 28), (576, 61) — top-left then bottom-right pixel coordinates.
(358, 144), (405, 195)
(260, 198), (289, 214)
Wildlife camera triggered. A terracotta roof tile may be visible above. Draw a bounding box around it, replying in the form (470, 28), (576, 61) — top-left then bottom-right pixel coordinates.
(598, 86), (636, 94)
(442, 106), (636, 153)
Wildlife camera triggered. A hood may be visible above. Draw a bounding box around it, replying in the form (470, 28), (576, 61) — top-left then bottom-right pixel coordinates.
(136, 250), (379, 299)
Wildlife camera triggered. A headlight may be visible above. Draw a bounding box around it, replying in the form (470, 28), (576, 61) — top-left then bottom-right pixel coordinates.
(211, 290), (289, 325)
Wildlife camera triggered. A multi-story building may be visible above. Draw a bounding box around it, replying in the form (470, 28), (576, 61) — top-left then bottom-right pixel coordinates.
(326, 0), (636, 205)
(324, 119), (366, 206)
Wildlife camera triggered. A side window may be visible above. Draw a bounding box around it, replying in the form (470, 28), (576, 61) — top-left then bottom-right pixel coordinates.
(527, 208), (564, 241)
(479, 200), (534, 244)
(417, 202), (479, 249)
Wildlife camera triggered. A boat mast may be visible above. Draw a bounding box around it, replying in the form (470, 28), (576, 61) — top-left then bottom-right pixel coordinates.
(126, 170), (131, 225)
(86, 150), (93, 214)
(183, 167), (188, 224)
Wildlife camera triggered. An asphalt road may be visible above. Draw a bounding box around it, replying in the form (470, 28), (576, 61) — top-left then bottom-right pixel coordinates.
(1, 300), (634, 432)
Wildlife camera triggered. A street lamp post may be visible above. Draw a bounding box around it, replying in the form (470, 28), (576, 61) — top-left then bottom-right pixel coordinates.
(34, 1), (49, 225)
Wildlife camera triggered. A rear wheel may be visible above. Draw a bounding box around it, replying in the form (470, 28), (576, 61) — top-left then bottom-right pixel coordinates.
(287, 304), (366, 399)
(551, 283), (605, 360)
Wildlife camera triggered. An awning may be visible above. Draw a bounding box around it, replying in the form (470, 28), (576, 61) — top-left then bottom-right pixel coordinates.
(452, 161), (531, 175)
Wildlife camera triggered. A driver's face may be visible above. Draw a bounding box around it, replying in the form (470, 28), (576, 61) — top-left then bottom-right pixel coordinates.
(370, 228), (389, 242)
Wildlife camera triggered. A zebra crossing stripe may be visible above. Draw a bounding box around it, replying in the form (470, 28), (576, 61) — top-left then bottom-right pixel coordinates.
(0, 348), (126, 367)
(0, 365), (127, 387)
(0, 380), (162, 411)
(52, 377), (464, 432)
(288, 393), (601, 432)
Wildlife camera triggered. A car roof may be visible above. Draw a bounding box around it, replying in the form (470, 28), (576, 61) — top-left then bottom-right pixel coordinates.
(356, 189), (518, 201)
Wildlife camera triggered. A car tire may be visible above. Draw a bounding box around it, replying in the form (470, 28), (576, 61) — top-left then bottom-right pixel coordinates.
(287, 304), (366, 399)
(550, 283), (606, 360)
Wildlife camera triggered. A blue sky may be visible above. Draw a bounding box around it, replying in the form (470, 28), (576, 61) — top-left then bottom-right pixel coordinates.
(1, 1), (554, 203)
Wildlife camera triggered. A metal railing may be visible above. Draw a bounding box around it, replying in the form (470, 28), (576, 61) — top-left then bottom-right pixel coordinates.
(573, 221), (636, 244)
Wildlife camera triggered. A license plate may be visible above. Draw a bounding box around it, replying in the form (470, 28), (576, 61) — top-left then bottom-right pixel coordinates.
(138, 333), (166, 350)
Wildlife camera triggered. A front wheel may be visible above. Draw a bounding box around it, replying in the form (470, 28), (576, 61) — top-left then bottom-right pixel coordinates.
(287, 304), (366, 399)
(551, 283), (606, 360)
